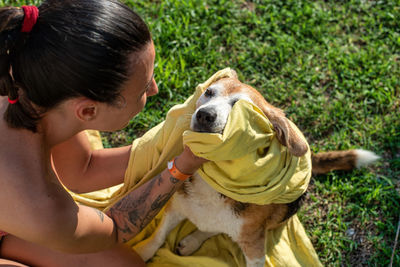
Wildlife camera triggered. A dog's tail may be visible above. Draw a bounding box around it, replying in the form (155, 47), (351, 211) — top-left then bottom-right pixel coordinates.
(311, 149), (380, 175)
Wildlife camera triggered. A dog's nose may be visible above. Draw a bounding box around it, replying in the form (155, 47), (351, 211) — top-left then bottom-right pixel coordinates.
(196, 108), (217, 125)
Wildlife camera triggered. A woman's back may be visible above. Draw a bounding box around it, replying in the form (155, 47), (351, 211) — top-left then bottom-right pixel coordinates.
(0, 95), (76, 246)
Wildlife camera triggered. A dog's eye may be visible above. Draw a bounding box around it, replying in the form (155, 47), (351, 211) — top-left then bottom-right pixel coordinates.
(204, 88), (215, 97)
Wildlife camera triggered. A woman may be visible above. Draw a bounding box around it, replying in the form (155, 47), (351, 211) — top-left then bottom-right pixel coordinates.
(0, 0), (205, 266)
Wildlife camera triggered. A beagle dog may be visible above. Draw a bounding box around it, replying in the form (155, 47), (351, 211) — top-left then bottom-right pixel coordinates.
(136, 75), (379, 267)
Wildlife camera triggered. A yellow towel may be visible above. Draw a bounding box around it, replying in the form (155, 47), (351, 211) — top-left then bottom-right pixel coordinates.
(183, 99), (311, 205)
(71, 68), (322, 266)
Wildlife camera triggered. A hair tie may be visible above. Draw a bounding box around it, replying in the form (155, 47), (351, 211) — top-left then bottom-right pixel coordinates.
(8, 96), (19, 105)
(21, 6), (39, 33)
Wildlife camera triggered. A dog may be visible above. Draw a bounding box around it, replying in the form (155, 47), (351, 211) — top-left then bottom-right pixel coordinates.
(136, 75), (379, 267)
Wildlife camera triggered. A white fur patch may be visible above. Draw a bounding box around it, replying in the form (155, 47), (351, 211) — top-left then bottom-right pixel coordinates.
(354, 149), (380, 168)
(191, 89), (257, 133)
(190, 96), (232, 133)
(173, 174), (245, 241)
(195, 83), (225, 107)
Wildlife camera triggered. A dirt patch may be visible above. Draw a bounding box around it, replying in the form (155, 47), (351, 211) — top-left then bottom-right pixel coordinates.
(240, 1), (255, 12)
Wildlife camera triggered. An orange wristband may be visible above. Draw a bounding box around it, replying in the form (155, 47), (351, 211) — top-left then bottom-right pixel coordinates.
(167, 158), (192, 181)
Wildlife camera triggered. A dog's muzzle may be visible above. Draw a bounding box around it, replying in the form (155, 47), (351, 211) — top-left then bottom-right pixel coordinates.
(191, 102), (231, 134)
(196, 108), (217, 125)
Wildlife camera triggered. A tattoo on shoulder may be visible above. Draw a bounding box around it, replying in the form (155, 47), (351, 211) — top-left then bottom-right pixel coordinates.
(92, 207), (104, 222)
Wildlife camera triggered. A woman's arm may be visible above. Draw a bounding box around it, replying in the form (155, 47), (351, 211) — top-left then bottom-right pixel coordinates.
(51, 131), (131, 193)
(0, 175), (118, 253)
(51, 130), (206, 244)
(1, 146), (204, 254)
(106, 146), (206, 242)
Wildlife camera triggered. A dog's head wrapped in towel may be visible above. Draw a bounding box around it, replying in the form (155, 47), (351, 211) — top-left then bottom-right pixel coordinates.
(183, 72), (311, 205)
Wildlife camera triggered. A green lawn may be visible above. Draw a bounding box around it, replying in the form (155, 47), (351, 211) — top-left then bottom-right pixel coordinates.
(2, 0), (399, 266)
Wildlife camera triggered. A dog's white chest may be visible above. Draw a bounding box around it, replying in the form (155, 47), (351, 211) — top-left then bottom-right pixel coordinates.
(172, 173), (244, 238)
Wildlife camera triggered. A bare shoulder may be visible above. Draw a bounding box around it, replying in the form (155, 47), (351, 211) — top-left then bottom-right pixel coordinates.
(0, 121), (75, 242)
(0, 121), (48, 189)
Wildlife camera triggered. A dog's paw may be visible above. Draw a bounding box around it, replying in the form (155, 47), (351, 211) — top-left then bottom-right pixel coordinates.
(176, 234), (203, 256)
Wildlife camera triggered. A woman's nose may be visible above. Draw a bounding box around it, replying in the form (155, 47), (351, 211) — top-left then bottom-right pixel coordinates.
(146, 78), (158, 97)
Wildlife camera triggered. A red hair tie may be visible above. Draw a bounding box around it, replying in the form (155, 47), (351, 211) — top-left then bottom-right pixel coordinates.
(21, 6), (39, 33)
(8, 97), (19, 105)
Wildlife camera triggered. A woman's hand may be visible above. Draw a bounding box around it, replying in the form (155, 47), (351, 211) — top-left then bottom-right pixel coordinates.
(174, 146), (208, 175)
(106, 146), (207, 242)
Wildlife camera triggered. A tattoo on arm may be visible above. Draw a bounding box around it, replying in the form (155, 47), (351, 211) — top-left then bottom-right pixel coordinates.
(170, 177), (180, 184)
(107, 172), (182, 242)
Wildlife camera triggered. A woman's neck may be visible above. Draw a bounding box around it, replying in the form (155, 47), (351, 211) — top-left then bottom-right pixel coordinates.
(37, 106), (84, 148)
(1, 96), (88, 148)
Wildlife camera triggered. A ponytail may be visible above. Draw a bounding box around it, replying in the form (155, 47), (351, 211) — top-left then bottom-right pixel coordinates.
(0, 7), (38, 132)
(0, 7), (24, 96)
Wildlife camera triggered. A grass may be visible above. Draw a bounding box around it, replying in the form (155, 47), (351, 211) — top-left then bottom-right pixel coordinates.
(2, 0), (399, 266)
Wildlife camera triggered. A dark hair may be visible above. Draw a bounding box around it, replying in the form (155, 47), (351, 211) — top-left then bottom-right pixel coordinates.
(0, 0), (151, 132)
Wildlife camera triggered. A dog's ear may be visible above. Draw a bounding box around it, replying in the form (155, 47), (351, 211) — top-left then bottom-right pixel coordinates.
(260, 104), (308, 157)
(230, 69), (238, 79)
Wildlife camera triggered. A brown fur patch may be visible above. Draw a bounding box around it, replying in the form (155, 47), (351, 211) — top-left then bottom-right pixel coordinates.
(282, 192), (306, 222)
(236, 203), (288, 260)
(312, 150), (357, 175)
(221, 195), (250, 216)
(232, 201), (250, 216)
(236, 229), (266, 260)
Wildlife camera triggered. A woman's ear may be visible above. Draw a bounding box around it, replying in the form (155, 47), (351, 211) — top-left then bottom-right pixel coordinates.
(73, 98), (99, 122)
